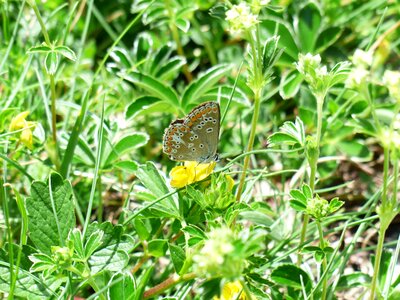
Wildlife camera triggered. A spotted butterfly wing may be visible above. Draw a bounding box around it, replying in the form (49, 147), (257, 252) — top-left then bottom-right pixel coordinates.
(163, 102), (220, 163)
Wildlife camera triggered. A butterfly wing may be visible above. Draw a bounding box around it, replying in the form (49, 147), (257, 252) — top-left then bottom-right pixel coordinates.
(163, 102), (220, 162)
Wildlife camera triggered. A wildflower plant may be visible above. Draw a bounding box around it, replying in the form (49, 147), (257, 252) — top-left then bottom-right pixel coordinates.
(1, 1), (400, 300)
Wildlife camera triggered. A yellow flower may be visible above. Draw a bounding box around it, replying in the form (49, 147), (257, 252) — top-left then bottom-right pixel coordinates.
(170, 161), (216, 188)
(9, 111), (36, 149)
(10, 111), (31, 131)
(213, 281), (253, 300)
(20, 127), (33, 149)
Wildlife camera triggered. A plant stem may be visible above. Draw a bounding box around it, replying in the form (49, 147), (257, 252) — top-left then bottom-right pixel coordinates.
(317, 221), (328, 300)
(165, 0), (192, 82)
(297, 94), (324, 266)
(236, 30), (262, 202)
(143, 272), (196, 299)
(235, 86), (261, 201)
(49, 75), (58, 144)
(369, 225), (386, 300)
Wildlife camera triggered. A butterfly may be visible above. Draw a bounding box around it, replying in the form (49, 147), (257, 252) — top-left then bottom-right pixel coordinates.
(163, 102), (220, 163)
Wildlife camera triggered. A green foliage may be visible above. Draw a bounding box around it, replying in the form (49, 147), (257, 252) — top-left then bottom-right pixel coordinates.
(0, 0), (399, 299)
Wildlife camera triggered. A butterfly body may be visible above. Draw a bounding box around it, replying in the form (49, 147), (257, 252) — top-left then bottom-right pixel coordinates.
(163, 102), (220, 163)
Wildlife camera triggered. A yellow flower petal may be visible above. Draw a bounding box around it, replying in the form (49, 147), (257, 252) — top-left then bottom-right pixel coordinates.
(189, 161), (216, 182)
(169, 161), (216, 188)
(170, 165), (195, 188)
(225, 175), (235, 191)
(20, 128), (33, 149)
(10, 111), (30, 131)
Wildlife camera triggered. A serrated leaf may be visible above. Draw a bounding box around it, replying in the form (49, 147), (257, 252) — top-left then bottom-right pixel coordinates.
(0, 263), (56, 299)
(26, 173), (75, 255)
(54, 45), (77, 61)
(88, 234), (134, 274)
(238, 211), (273, 227)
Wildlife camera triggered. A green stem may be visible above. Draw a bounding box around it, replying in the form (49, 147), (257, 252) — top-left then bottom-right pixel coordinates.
(297, 95), (324, 266)
(30, 2), (51, 45)
(164, 0), (192, 82)
(236, 30), (263, 202)
(369, 226), (386, 300)
(235, 87), (261, 201)
(97, 174), (103, 222)
(49, 75), (58, 144)
(143, 273), (196, 299)
(317, 221), (328, 300)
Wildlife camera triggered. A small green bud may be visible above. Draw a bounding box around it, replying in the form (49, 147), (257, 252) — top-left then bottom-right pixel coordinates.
(51, 246), (73, 268)
(305, 136), (319, 167)
(306, 195), (330, 221)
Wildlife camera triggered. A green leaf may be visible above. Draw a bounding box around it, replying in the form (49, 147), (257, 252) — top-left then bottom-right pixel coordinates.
(181, 64), (232, 107)
(70, 229), (85, 259)
(134, 162), (180, 218)
(0, 263), (56, 299)
(54, 45), (77, 61)
(105, 133), (149, 165)
(176, 18), (190, 32)
(337, 140), (370, 158)
(134, 265), (154, 300)
(289, 199), (307, 211)
(169, 243), (186, 274)
(271, 264), (312, 291)
(181, 225), (207, 246)
(121, 71), (180, 108)
(148, 239), (168, 257)
(290, 189), (307, 204)
(302, 184), (312, 199)
(44, 51), (59, 75)
(88, 233), (134, 274)
(268, 132), (300, 146)
(314, 250), (325, 263)
(27, 44), (52, 54)
(84, 230), (104, 259)
(108, 272), (135, 300)
(133, 219), (151, 241)
(238, 211), (273, 227)
(125, 96), (161, 120)
(115, 160), (139, 173)
(156, 56), (186, 80)
(297, 2), (321, 52)
(302, 246), (322, 253)
(336, 272), (371, 290)
(279, 70), (303, 99)
(26, 173), (75, 255)
(315, 27), (342, 53)
(328, 197), (344, 213)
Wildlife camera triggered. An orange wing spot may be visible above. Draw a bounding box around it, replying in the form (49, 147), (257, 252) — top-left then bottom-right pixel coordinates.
(212, 108), (218, 113)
